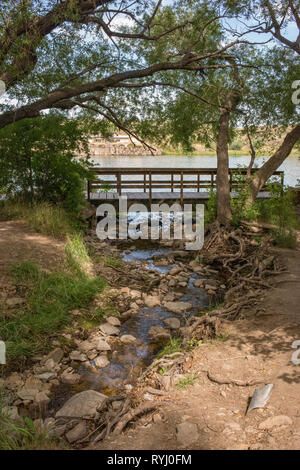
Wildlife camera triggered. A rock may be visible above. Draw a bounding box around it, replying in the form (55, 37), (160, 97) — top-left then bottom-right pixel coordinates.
(44, 348), (64, 364)
(35, 372), (57, 381)
(87, 350), (98, 360)
(78, 341), (95, 353)
(65, 421), (88, 443)
(5, 373), (23, 390)
(2, 406), (19, 421)
(176, 422), (199, 446)
(70, 351), (87, 362)
(94, 355), (110, 368)
(148, 326), (171, 341)
(43, 359), (56, 371)
(193, 279), (204, 288)
(17, 388), (37, 401)
(106, 316), (121, 327)
(163, 301), (192, 315)
(6, 297), (25, 307)
(259, 415), (293, 430)
(169, 266), (181, 276)
(35, 392), (50, 407)
(163, 317), (181, 330)
(120, 334), (137, 344)
(99, 323), (120, 336)
(92, 338), (111, 352)
(144, 295), (160, 308)
(60, 369), (81, 385)
(56, 390), (107, 418)
(129, 290), (142, 300)
(23, 377), (44, 391)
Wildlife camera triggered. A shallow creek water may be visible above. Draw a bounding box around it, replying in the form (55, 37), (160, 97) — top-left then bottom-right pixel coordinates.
(76, 247), (209, 395)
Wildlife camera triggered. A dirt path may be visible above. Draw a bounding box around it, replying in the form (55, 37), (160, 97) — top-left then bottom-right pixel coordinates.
(0, 220), (66, 303)
(0, 220), (65, 278)
(91, 247), (300, 450)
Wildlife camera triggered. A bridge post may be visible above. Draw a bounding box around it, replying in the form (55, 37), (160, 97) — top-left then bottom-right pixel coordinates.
(117, 172), (122, 195)
(180, 171), (183, 206)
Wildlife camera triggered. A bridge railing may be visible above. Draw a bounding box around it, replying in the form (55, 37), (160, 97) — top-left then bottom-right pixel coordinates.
(87, 168), (284, 203)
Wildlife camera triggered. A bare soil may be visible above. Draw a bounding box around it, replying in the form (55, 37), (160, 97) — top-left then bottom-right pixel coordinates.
(91, 247), (300, 450)
(1, 220), (299, 450)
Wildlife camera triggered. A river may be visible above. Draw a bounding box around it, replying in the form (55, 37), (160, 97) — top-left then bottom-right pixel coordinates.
(91, 154), (300, 187)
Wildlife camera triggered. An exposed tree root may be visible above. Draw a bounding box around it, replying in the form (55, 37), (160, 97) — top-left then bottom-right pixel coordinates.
(205, 370), (265, 387)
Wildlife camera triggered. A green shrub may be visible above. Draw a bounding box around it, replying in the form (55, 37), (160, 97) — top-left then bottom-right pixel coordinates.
(0, 115), (93, 214)
(258, 183), (298, 248)
(205, 188), (217, 224)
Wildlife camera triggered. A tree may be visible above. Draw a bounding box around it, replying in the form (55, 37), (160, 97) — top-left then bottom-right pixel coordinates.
(0, 0), (242, 132)
(0, 114), (104, 212)
(219, 0), (300, 199)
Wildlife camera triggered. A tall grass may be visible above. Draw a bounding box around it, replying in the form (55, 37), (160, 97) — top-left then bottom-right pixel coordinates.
(0, 393), (65, 450)
(0, 200), (76, 239)
(1, 263), (106, 362)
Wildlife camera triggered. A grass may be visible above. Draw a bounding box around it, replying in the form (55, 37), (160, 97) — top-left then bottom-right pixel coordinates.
(1, 234), (107, 365)
(156, 338), (182, 359)
(176, 373), (198, 389)
(0, 200), (77, 239)
(0, 395), (66, 450)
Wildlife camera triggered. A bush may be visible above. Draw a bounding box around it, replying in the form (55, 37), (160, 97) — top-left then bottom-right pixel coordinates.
(0, 115), (93, 214)
(205, 188), (217, 224)
(258, 183), (298, 248)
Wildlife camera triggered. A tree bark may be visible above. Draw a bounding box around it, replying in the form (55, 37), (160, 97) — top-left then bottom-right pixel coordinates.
(216, 96), (232, 225)
(249, 124), (300, 202)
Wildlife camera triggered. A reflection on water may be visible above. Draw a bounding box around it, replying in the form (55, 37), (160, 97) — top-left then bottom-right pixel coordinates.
(91, 154), (300, 187)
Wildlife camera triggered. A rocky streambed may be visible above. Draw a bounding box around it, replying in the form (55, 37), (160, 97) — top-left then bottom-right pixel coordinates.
(1, 235), (225, 446)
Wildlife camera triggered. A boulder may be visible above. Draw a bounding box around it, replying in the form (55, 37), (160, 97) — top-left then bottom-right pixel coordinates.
(120, 334), (137, 344)
(78, 341), (95, 353)
(99, 323), (120, 336)
(44, 348), (64, 364)
(92, 338), (111, 352)
(163, 301), (192, 315)
(148, 326), (171, 341)
(94, 355), (110, 368)
(60, 369), (81, 385)
(106, 316), (121, 327)
(66, 421), (88, 443)
(144, 295), (160, 308)
(69, 351), (86, 362)
(163, 317), (181, 330)
(55, 390), (107, 418)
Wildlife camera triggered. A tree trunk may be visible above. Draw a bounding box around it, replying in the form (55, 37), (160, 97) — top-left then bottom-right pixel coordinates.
(216, 100), (232, 225)
(249, 124), (300, 202)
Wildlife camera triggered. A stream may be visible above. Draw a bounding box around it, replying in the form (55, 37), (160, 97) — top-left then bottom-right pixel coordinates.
(76, 246), (210, 395)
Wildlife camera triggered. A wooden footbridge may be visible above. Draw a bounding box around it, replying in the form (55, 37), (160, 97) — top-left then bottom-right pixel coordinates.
(87, 168), (284, 206)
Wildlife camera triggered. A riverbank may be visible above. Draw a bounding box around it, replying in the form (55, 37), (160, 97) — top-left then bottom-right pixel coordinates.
(1, 216), (300, 449)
